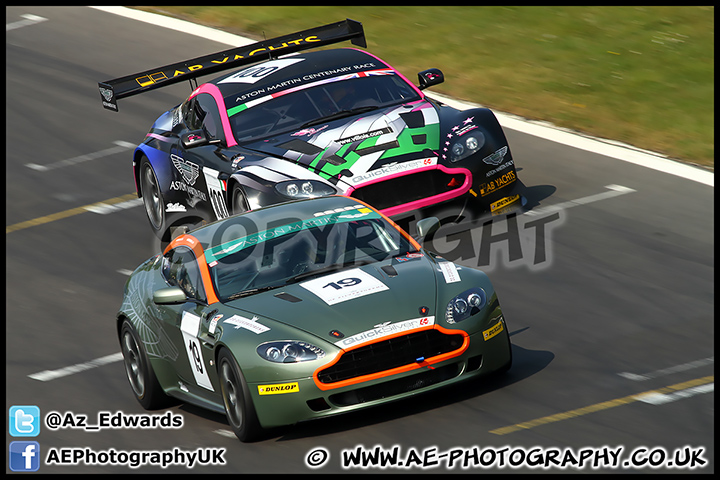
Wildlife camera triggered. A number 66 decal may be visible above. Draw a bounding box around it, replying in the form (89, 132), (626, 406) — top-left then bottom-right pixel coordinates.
(301, 269), (388, 305)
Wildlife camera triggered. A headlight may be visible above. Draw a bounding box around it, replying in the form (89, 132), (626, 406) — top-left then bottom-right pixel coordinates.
(256, 341), (326, 363)
(275, 180), (336, 199)
(449, 133), (485, 163)
(445, 287), (486, 324)
(285, 183), (299, 196)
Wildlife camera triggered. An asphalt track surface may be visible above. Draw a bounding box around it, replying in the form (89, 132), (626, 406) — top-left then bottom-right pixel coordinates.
(6, 6), (714, 474)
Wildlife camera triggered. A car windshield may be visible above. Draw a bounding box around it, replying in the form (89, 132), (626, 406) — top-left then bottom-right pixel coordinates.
(227, 73), (420, 142)
(205, 208), (417, 302)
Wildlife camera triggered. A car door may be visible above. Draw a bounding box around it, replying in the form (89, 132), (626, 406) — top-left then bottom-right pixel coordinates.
(159, 245), (219, 397)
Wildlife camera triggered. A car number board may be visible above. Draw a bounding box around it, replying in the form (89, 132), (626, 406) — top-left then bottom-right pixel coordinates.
(300, 268), (388, 305)
(180, 312), (215, 391)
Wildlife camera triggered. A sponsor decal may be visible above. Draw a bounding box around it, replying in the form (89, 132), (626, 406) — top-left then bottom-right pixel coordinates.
(313, 204), (367, 217)
(99, 87), (113, 102)
(490, 195), (521, 214)
(171, 154), (200, 186)
(334, 316), (435, 348)
(395, 252), (424, 262)
(482, 319), (504, 341)
(451, 117), (478, 137)
(336, 128), (392, 146)
(258, 382), (300, 395)
(348, 157), (437, 186)
(292, 125), (328, 137)
(208, 313), (222, 334)
(166, 203), (186, 213)
(486, 158), (514, 178)
(338, 207), (373, 219)
(438, 262), (461, 283)
(169, 181), (207, 202)
(231, 155), (245, 169)
(223, 315), (270, 334)
(99, 86), (116, 111)
(135, 71), (168, 88)
(478, 169), (517, 197)
(482, 146), (509, 166)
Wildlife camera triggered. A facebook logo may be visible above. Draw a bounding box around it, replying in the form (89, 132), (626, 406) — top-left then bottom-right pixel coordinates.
(9, 441), (40, 472)
(9, 406), (40, 437)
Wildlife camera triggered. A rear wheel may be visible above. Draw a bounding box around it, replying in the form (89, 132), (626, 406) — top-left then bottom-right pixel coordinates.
(120, 320), (173, 409)
(218, 348), (262, 442)
(139, 156), (165, 235)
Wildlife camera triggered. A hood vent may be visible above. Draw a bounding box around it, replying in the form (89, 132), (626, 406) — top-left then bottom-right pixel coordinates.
(274, 292), (302, 303)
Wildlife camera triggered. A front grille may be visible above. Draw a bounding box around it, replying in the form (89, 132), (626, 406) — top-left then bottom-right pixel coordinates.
(350, 169), (467, 210)
(317, 329), (465, 385)
(329, 363), (461, 406)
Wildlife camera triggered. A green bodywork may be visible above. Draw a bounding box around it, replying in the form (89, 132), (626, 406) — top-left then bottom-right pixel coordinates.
(117, 196), (511, 429)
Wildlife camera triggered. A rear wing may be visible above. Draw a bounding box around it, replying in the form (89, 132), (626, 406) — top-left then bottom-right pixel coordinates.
(98, 18), (366, 112)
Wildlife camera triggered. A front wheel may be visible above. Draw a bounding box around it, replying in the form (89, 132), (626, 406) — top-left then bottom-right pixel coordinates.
(218, 349), (262, 442)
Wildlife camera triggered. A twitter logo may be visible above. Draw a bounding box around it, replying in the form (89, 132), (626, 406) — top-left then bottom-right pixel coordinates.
(9, 406), (40, 437)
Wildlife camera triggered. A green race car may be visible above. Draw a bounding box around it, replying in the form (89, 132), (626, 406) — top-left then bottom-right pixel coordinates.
(117, 195), (512, 441)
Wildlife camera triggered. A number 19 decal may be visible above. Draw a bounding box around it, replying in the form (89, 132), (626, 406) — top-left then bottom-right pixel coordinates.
(323, 277), (361, 290)
(301, 269), (388, 305)
(180, 312), (215, 391)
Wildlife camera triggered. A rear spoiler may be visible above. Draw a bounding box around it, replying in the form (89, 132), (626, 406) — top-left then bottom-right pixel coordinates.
(98, 18), (366, 112)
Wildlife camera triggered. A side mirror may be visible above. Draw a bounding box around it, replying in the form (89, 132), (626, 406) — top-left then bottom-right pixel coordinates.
(416, 216), (440, 239)
(181, 129), (221, 148)
(153, 287), (187, 305)
(417, 68), (444, 90)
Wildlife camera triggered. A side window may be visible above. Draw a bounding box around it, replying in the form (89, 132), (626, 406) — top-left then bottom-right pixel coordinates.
(181, 97), (197, 129)
(162, 246), (207, 303)
(195, 93), (222, 141)
(181, 93), (224, 143)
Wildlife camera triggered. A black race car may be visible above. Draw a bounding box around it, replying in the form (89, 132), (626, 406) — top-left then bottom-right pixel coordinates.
(99, 19), (522, 241)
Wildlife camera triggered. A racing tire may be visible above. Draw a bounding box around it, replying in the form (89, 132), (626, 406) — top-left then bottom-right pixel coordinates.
(218, 348), (262, 442)
(139, 156), (165, 236)
(231, 184), (249, 215)
(120, 320), (173, 410)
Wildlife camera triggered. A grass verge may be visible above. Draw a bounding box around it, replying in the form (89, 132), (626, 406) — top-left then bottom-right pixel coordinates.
(136, 6), (714, 169)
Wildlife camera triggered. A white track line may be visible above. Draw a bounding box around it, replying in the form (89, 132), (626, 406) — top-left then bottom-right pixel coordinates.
(29, 353), (123, 382)
(635, 382), (714, 405)
(6, 13), (47, 31)
(26, 141), (135, 172)
(523, 184), (635, 217)
(619, 357), (714, 382)
(85, 198), (142, 215)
